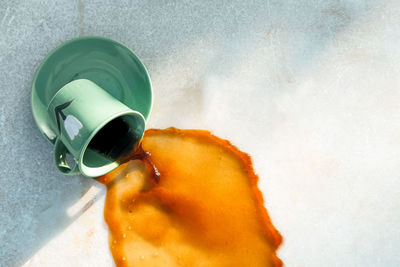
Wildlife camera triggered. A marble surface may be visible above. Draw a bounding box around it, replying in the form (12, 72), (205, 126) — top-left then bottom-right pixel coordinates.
(1, 0), (400, 266)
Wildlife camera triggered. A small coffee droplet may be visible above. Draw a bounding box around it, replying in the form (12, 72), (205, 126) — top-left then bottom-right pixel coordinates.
(140, 255), (145, 260)
(122, 257), (126, 261)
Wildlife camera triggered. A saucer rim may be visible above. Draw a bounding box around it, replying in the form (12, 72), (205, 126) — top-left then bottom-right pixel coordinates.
(31, 36), (153, 144)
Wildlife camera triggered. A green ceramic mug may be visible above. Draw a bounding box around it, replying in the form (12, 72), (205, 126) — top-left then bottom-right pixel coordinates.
(47, 79), (146, 177)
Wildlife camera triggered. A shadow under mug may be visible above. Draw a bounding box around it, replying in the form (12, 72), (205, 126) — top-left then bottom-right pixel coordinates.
(47, 79), (145, 177)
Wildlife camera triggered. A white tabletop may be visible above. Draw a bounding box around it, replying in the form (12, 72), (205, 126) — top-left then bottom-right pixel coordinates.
(0, 1), (399, 266)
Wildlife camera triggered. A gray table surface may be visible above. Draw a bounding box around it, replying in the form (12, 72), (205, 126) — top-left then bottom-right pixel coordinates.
(1, 1), (400, 266)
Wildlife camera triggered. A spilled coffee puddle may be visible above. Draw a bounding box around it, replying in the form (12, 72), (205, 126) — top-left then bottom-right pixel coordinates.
(97, 128), (282, 266)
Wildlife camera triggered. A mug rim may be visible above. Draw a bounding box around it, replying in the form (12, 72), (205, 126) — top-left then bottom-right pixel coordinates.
(78, 109), (146, 177)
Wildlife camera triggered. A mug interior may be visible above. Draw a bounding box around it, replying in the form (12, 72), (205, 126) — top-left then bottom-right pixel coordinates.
(80, 112), (145, 177)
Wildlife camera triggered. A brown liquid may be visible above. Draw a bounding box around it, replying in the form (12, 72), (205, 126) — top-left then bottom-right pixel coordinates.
(97, 128), (282, 266)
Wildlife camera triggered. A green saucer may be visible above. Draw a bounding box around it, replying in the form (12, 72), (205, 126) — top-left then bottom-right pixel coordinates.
(31, 36), (152, 143)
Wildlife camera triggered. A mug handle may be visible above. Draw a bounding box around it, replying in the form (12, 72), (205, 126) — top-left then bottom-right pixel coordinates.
(54, 138), (80, 176)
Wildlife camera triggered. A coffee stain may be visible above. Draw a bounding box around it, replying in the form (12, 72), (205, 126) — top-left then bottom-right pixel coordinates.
(347, 51), (371, 64)
(77, 0), (85, 36)
(264, 25), (275, 40)
(39, 204), (51, 214)
(97, 128), (282, 266)
(86, 229), (94, 238)
(322, 8), (351, 24)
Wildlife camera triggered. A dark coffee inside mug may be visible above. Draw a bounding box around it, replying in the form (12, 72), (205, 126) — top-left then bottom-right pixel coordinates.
(83, 115), (143, 169)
